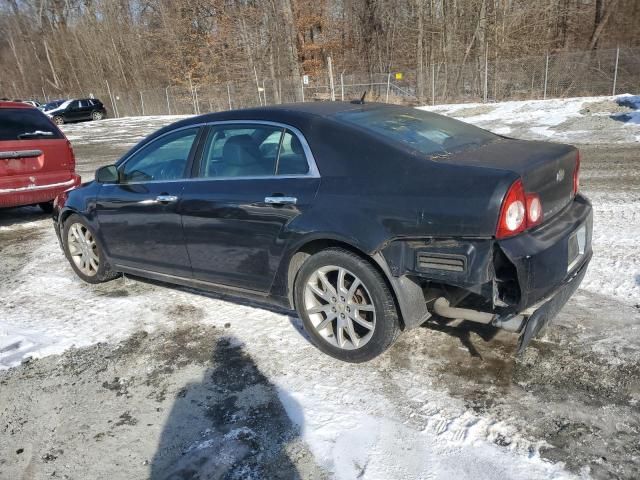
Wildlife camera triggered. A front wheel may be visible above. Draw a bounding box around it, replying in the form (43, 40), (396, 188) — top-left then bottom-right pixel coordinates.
(294, 248), (401, 363)
(62, 214), (120, 284)
(52, 116), (64, 125)
(91, 111), (103, 120)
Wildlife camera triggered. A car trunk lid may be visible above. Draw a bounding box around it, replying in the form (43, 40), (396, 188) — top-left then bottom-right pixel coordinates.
(438, 138), (578, 222)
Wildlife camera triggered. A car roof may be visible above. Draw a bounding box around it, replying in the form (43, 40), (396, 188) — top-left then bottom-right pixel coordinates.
(0, 101), (34, 109)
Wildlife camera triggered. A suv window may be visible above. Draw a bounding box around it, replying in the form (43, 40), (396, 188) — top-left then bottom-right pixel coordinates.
(0, 108), (63, 141)
(79, 100), (90, 108)
(120, 128), (198, 183)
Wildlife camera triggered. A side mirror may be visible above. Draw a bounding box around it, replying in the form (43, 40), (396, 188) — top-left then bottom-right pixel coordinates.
(95, 164), (119, 183)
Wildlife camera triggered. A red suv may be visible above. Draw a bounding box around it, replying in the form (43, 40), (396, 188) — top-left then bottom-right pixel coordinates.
(0, 101), (80, 212)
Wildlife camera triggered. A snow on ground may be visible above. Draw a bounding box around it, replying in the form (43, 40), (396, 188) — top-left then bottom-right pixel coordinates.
(1, 95), (639, 479)
(421, 94), (640, 144)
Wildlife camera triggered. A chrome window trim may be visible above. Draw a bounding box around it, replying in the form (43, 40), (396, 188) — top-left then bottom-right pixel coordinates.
(116, 120), (320, 185)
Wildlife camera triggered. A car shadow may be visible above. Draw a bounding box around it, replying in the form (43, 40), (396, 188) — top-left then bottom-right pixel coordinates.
(0, 206), (49, 227)
(421, 317), (501, 359)
(150, 336), (312, 479)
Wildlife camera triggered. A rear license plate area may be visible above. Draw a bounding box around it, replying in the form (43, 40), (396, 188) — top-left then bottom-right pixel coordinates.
(568, 224), (586, 272)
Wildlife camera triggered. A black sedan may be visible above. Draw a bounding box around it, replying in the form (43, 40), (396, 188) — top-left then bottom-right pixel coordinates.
(52, 102), (592, 362)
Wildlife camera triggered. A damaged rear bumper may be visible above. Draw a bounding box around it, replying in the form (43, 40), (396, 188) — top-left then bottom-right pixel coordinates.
(379, 194), (593, 351)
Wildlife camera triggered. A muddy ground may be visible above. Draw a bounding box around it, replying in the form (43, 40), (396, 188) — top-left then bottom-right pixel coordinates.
(1, 116), (639, 479)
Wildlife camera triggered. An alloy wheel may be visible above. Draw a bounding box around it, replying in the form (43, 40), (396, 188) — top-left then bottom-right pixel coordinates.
(92, 111), (103, 120)
(67, 223), (99, 277)
(303, 265), (376, 350)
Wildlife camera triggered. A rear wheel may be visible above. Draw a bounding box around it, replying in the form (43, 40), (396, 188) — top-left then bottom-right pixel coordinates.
(38, 201), (53, 213)
(294, 248), (401, 363)
(91, 111), (103, 121)
(62, 214), (119, 284)
(52, 116), (64, 125)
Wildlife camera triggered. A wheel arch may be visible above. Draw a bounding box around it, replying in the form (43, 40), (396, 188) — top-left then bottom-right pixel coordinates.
(278, 235), (411, 330)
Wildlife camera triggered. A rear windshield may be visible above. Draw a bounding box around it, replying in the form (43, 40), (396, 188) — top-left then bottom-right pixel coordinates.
(0, 108), (63, 141)
(334, 107), (497, 156)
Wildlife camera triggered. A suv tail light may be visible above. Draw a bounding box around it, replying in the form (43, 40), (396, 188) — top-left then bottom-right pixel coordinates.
(66, 139), (76, 170)
(573, 150), (580, 196)
(496, 179), (544, 239)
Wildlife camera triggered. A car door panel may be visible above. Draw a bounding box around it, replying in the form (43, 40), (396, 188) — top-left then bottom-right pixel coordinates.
(180, 177), (320, 292)
(95, 126), (202, 277)
(96, 182), (191, 276)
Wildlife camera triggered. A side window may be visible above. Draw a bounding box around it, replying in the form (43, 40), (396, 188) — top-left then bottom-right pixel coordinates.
(199, 125), (283, 178)
(120, 128), (198, 183)
(70, 101), (81, 111)
(276, 130), (309, 176)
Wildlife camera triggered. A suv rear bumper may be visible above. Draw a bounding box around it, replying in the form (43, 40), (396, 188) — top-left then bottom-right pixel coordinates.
(0, 173), (81, 208)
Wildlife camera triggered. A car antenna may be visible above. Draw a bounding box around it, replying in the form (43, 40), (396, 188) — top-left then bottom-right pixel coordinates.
(351, 91), (367, 105)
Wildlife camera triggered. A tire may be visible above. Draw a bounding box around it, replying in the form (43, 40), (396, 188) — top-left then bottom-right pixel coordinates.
(92, 111), (103, 121)
(294, 247), (401, 363)
(38, 201), (54, 213)
(52, 116), (64, 125)
(62, 214), (120, 284)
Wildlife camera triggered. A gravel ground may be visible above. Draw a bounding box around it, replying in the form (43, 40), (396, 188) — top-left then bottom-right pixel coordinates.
(1, 105), (639, 479)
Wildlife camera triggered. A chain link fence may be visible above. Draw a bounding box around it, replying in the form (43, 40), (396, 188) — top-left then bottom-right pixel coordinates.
(27, 46), (640, 118)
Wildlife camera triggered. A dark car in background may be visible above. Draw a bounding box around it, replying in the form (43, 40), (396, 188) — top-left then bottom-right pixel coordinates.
(0, 101), (80, 211)
(52, 102), (592, 362)
(44, 98), (107, 125)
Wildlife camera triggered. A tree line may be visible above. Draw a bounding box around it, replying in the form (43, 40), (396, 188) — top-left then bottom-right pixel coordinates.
(1, 0), (637, 101)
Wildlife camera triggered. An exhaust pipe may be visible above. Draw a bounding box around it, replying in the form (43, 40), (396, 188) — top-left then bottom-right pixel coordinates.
(433, 297), (526, 332)
(432, 297), (495, 324)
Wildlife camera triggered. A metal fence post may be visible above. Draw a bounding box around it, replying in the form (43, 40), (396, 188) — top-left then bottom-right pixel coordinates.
(105, 80), (118, 118)
(165, 85), (171, 115)
(327, 56), (336, 101)
(139, 91), (145, 116)
(301, 79), (305, 102)
(483, 46), (488, 103)
(612, 46), (620, 96)
(543, 53), (549, 100)
(227, 83), (232, 110)
(431, 63), (435, 106)
(386, 72), (391, 103)
(340, 73), (344, 101)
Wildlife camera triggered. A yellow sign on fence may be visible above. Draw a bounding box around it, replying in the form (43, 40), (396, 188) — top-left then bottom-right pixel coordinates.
(395, 72), (403, 80)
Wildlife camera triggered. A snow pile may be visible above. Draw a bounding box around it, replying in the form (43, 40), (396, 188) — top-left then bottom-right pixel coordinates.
(421, 94), (640, 143)
(613, 94), (640, 125)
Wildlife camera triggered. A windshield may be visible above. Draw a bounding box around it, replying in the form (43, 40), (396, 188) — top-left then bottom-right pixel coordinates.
(334, 107), (497, 156)
(0, 108), (63, 141)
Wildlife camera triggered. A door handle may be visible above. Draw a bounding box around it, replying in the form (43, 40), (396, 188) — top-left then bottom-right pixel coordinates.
(264, 196), (297, 205)
(155, 195), (178, 204)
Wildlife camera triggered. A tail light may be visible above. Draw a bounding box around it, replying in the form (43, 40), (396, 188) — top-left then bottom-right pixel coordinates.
(496, 179), (527, 238)
(496, 179), (544, 239)
(573, 150), (580, 196)
(66, 139), (76, 171)
(526, 193), (543, 226)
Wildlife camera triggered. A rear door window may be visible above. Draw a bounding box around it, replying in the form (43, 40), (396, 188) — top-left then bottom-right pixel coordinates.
(199, 124), (283, 178)
(0, 108), (63, 141)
